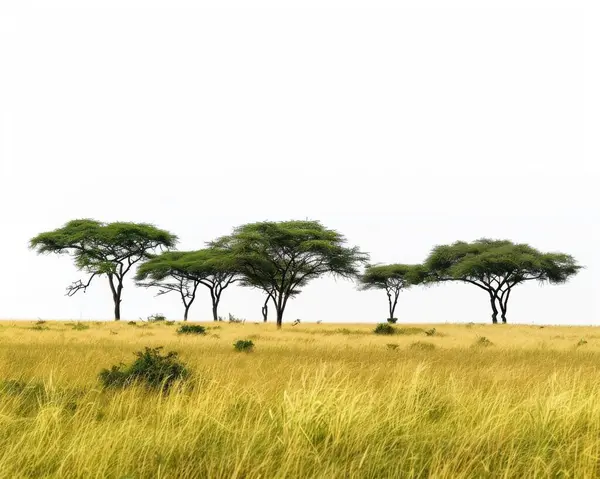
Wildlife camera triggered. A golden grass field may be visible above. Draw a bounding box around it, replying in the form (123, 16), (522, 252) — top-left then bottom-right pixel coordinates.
(2, 319), (600, 478)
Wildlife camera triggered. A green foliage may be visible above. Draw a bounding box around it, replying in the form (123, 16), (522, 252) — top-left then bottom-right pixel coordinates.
(98, 347), (188, 391)
(72, 322), (90, 331)
(387, 317), (398, 324)
(212, 220), (368, 327)
(374, 323), (396, 335)
(30, 324), (49, 331)
(147, 313), (166, 323)
(127, 321), (137, 326)
(425, 239), (581, 284)
(177, 325), (206, 335)
(233, 340), (255, 352)
(136, 247), (241, 321)
(30, 219), (177, 320)
(423, 239), (582, 323)
(360, 264), (426, 291)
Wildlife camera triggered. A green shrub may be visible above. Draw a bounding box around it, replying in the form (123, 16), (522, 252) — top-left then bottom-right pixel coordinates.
(177, 324), (206, 335)
(127, 321), (137, 326)
(386, 343), (399, 350)
(425, 328), (437, 337)
(234, 340), (254, 352)
(410, 341), (436, 351)
(147, 314), (166, 323)
(387, 317), (398, 324)
(374, 323), (396, 335)
(165, 321), (175, 326)
(98, 347), (188, 391)
(30, 324), (49, 331)
(577, 339), (588, 347)
(72, 322), (90, 331)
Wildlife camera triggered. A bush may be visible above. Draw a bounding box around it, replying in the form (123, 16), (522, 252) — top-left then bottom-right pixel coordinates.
(98, 347), (188, 391)
(425, 328), (437, 337)
(374, 323), (396, 335)
(127, 321), (137, 325)
(387, 317), (398, 324)
(577, 339), (588, 347)
(30, 324), (49, 331)
(386, 343), (399, 350)
(234, 340), (254, 352)
(410, 341), (436, 351)
(72, 322), (90, 331)
(147, 314), (166, 323)
(177, 324), (206, 335)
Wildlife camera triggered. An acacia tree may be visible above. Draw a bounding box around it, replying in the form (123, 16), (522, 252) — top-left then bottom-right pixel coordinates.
(213, 220), (369, 328)
(135, 251), (201, 321)
(136, 248), (240, 321)
(423, 239), (582, 324)
(359, 264), (425, 322)
(29, 219), (177, 320)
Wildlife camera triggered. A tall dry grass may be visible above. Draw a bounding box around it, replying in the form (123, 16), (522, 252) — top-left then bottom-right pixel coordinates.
(1, 320), (600, 478)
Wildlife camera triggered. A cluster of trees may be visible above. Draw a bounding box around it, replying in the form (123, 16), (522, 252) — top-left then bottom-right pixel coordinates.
(29, 219), (582, 327)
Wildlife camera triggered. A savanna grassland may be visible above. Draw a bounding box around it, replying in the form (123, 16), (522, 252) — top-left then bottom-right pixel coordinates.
(2, 320), (600, 478)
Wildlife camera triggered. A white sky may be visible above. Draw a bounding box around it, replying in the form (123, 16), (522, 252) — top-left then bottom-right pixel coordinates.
(0, 0), (598, 324)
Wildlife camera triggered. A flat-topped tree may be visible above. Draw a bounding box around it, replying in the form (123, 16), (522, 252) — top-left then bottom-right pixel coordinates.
(423, 239), (582, 323)
(136, 248), (241, 321)
(213, 220), (369, 328)
(359, 264), (425, 322)
(29, 219), (177, 320)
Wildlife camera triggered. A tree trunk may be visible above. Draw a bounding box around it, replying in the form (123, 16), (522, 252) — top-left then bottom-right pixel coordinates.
(212, 304), (218, 321)
(489, 293), (498, 324)
(183, 305), (190, 322)
(276, 308), (284, 329)
(500, 289), (510, 324)
(114, 296), (121, 321)
(262, 304), (268, 322)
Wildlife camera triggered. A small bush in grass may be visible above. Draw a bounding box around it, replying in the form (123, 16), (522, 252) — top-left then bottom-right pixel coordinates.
(374, 323), (396, 335)
(30, 324), (49, 331)
(387, 317), (398, 324)
(234, 340), (254, 352)
(147, 313), (166, 323)
(72, 322), (90, 331)
(127, 321), (137, 326)
(410, 341), (436, 351)
(474, 336), (493, 347)
(165, 321), (175, 326)
(577, 339), (588, 347)
(386, 343), (399, 350)
(99, 347), (188, 391)
(425, 328), (437, 337)
(177, 324), (206, 335)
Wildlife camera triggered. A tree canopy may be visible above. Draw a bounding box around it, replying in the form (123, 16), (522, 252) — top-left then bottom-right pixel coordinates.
(423, 239), (582, 323)
(30, 219), (177, 320)
(136, 247), (241, 321)
(359, 264), (425, 322)
(213, 220), (369, 328)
